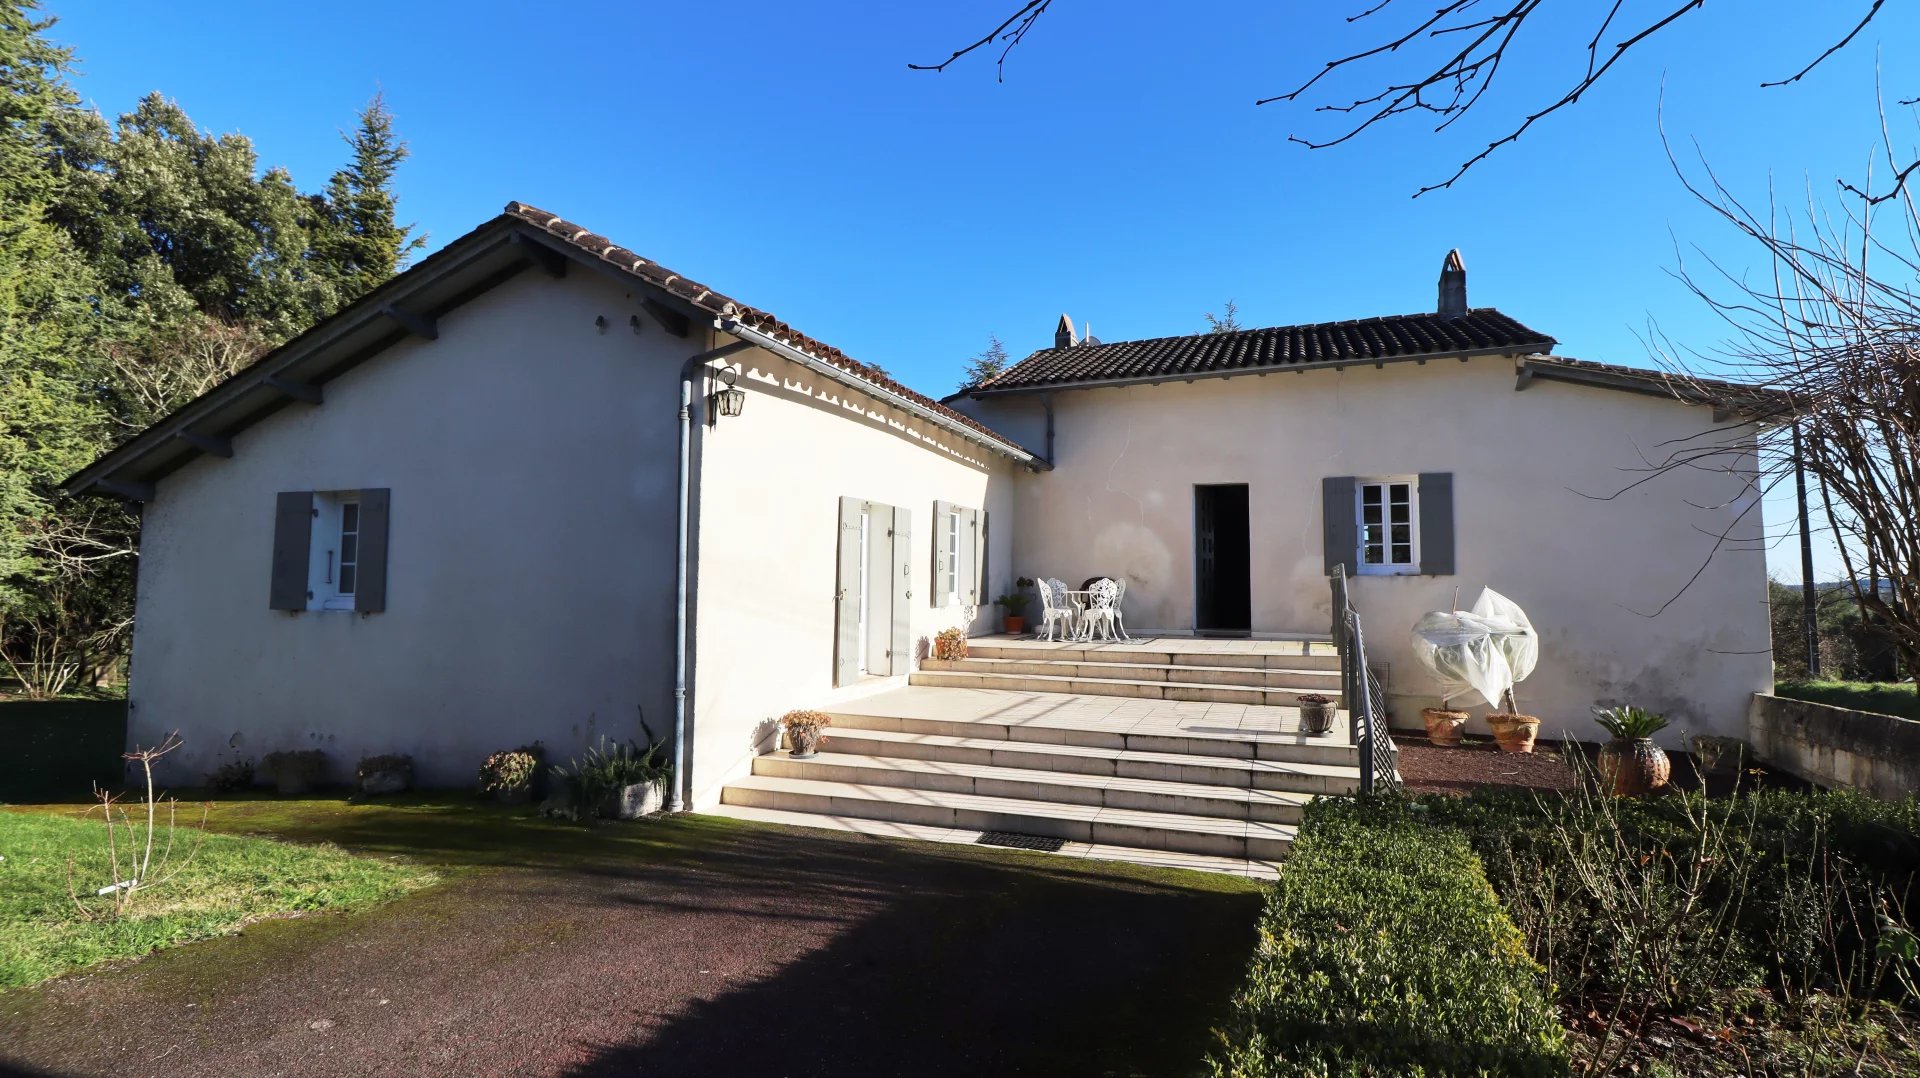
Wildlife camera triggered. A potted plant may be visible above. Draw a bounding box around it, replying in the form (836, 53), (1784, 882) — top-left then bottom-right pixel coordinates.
(478, 744), (544, 804)
(355, 753), (414, 796)
(1483, 686), (1543, 753)
(259, 749), (328, 795)
(1421, 691), (1469, 747)
(1296, 693), (1337, 736)
(550, 736), (672, 820)
(932, 626), (968, 661)
(780, 709), (831, 758)
(994, 591), (1030, 635)
(1594, 705), (1672, 797)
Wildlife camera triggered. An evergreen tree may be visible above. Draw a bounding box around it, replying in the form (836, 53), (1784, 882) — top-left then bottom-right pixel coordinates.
(0, 2), (127, 691)
(316, 93), (423, 302)
(1205, 299), (1242, 334)
(960, 334), (1009, 390)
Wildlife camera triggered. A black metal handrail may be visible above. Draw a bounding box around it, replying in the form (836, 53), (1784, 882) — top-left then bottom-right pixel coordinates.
(1330, 565), (1401, 795)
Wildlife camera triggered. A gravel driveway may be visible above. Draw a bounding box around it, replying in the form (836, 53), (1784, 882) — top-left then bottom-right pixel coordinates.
(1, 808), (1260, 1078)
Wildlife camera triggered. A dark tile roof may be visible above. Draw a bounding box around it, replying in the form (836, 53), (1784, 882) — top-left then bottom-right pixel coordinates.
(1518, 355), (1791, 413)
(503, 203), (1029, 453)
(973, 309), (1556, 392)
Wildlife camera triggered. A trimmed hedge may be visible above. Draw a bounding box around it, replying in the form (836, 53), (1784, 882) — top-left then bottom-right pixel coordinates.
(1209, 798), (1569, 1077)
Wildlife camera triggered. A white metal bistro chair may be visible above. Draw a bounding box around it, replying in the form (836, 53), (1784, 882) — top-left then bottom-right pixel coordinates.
(1110, 578), (1133, 642)
(1082, 578), (1121, 642)
(1036, 577), (1079, 641)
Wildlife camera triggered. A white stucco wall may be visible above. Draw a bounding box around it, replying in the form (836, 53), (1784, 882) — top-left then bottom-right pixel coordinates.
(129, 269), (690, 787)
(970, 356), (1773, 746)
(688, 350), (1018, 807)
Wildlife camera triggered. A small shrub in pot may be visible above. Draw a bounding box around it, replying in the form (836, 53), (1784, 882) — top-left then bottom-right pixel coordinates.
(549, 736), (673, 820)
(931, 626), (968, 661)
(259, 749), (329, 795)
(1593, 705), (1672, 796)
(781, 709), (831, 758)
(1486, 712), (1542, 753)
(355, 753), (414, 796)
(1421, 705), (1469, 746)
(1296, 694), (1337, 736)
(478, 744), (544, 804)
(993, 592), (1030, 635)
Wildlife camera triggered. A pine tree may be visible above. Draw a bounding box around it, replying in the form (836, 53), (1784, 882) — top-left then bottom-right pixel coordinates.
(960, 334), (1009, 390)
(317, 93), (423, 303)
(1205, 299), (1242, 334)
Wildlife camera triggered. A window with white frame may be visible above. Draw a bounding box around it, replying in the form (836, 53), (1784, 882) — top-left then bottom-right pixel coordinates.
(931, 500), (982, 608)
(1356, 477), (1418, 574)
(310, 492), (361, 610)
(945, 509), (961, 605)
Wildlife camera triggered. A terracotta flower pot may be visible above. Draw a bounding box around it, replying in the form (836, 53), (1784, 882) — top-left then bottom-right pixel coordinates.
(1422, 707), (1469, 746)
(1600, 737), (1671, 797)
(1487, 713), (1541, 754)
(787, 727), (823, 758)
(1003, 615), (1027, 635)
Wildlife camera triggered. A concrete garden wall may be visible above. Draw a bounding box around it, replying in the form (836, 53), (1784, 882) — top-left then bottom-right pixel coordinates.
(1748, 693), (1920, 801)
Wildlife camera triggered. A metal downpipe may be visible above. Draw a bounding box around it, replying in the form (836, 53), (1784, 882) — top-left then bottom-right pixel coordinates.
(670, 338), (753, 812)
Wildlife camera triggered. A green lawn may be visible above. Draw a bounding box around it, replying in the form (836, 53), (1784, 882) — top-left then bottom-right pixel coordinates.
(1776, 678), (1920, 721)
(0, 807), (436, 989)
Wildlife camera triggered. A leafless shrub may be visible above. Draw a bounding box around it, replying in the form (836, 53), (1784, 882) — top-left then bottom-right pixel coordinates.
(66, 732), (208, 920)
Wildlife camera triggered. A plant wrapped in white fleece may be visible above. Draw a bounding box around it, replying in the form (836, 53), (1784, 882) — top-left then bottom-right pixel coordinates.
(1410, 589), (1539, 708)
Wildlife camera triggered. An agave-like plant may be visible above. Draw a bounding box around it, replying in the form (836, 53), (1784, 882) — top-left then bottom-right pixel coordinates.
(1591, 705), (1670, 741)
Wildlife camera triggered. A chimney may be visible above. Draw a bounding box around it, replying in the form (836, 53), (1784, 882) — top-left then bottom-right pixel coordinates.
(1054, 313), (1078, 349)
(1437, 249), (1467, 319)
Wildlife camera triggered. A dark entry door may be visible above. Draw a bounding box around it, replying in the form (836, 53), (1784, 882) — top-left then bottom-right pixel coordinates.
(1194, 484), (1251, 635)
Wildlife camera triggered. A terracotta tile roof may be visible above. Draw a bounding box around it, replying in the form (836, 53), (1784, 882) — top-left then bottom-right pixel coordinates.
(502, 202), (1028, 453)
(973, 309), (1556, 392)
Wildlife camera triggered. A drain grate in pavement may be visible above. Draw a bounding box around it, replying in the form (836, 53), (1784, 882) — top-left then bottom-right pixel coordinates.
(975, 831), (1067, 853)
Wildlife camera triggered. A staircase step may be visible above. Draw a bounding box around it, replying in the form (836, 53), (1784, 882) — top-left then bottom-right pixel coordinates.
(966, 642), (1339, 671)
(704, 803), (1281, 879)
(908, 669), (1333, 708)
(720, 775), (1298, 860)
(819, 726), (1359, 794)
(918, 656), (1342, 691)
(754, 751), (1312, 824)
(825, 703), (1356, 767)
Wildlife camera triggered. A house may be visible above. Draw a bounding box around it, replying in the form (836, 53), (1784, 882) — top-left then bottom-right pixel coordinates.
(68, 203), (1772, 845)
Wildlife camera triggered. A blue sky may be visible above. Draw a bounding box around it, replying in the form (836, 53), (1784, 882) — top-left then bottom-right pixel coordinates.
(44, 1), (1919, 580)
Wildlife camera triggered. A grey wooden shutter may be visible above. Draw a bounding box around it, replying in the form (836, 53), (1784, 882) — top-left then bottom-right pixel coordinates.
(1418, 472), (1455, 575)
(1321, 476), (1356, 576)
(959, 507), (980, 605)
(269, 491), (314, 611)
(931, 500), (953, 607)
(835, 497), (864, 686)
(354, 488), (391, 613)
(889, 505), (912, 675)
(979, 510), (990, 610)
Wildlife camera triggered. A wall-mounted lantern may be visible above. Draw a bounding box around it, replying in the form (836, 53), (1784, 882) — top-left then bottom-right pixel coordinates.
(708, 364), (745, 424)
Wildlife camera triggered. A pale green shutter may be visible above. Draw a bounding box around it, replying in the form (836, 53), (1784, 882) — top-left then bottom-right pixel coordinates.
(890, 505), (913, 675)
(835, 497), (864, 686)
(1418, 473), (1455, 575)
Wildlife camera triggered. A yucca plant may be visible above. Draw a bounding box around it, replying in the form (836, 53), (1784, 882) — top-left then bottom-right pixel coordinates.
(1592, 705), (1672, 797)
(1591, 705), (1670, 741)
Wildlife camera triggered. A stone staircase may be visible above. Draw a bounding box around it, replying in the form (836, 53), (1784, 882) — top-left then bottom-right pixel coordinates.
(713, 636), (1361, 878)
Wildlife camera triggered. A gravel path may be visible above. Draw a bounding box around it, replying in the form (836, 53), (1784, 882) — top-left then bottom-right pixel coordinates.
(0, 813), (1260, 1078)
